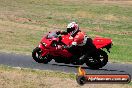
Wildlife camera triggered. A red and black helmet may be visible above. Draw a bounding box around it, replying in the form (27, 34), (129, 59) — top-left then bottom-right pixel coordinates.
(67, 22), (79, 33)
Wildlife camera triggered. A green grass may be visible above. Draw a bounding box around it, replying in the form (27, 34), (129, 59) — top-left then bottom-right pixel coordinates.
(0, 65), (132, 88)
(0, 65), (76, 88)
(0, 0), (132, 63)
(0, 65), (75, 79)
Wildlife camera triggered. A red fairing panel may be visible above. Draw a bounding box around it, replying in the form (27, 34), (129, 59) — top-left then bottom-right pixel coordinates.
(93, 37), (112, 49)
(61, 34), (73, 46)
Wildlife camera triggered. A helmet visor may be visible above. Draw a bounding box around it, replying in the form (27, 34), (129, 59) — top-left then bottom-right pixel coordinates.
(67, 28), (72, 33)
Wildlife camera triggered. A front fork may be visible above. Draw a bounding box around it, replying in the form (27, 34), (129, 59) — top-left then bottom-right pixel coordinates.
(38, 44), (49, 57)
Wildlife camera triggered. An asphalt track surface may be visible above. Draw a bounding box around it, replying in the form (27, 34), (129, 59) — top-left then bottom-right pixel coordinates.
(0, 52), (132, 77)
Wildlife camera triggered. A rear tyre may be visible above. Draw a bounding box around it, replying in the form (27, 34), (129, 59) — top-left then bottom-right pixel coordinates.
(86, 50), (108, 69)
(32, 47), (52, 64)
(99, 50), (108, 67)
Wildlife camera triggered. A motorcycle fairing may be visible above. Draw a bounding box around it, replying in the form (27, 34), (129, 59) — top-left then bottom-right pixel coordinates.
(93, 37), (112, 49)
(61, 34), (73, 46)
(39, 35), (73, 58)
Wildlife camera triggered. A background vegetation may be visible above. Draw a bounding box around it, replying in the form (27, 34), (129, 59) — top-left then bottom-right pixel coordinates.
(0, 0), (132, 63)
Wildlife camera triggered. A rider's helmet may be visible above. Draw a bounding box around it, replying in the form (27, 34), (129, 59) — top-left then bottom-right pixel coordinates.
(67, 22), (79, 33)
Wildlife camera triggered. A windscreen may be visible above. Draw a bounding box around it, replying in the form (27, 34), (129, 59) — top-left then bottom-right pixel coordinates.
(46, 32), (58, 39)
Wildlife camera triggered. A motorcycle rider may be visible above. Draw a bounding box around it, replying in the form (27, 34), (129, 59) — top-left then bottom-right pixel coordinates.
(55, 22), (80, 50)
(68, 22), (96, 53)
(57, 22), (99, 63)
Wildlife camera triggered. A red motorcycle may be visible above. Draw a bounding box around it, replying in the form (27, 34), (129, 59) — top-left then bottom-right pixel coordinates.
(32, 31), (112, 69)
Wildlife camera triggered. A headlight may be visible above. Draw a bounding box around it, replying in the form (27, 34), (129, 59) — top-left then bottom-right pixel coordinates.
(41, 42), (47, 46)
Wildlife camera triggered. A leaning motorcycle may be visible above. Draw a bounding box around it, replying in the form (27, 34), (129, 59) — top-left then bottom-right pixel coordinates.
(32, 31), (112, 69)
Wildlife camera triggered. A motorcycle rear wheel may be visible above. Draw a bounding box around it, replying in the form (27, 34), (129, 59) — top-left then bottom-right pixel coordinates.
(86, 50), (108, 69)
(32, 47), (52, 64)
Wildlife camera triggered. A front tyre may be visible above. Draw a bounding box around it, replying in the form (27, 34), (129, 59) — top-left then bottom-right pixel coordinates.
(32, 47), (52, 64)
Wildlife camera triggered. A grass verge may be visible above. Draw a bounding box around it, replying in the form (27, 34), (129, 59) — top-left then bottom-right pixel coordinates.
(0, 65), (132, 88)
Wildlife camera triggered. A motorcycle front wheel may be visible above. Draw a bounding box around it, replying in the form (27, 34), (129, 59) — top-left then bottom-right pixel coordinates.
(32, 47), (52, 64)
(86, 50), (108, 69)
